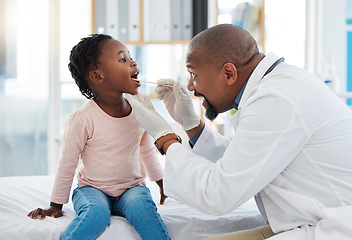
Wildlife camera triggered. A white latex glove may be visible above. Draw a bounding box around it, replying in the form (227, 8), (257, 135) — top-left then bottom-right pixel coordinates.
(155, 79), (200, 131)
(125, 93), (174, 141)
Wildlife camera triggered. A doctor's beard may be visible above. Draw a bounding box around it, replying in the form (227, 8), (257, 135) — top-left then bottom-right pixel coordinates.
(194, 91), (218, 121)
(205, 101), (218, 121)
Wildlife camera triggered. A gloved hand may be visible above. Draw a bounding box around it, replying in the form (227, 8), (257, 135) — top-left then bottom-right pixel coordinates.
(155, 79), (200, 131)
(125, 93), (174, 141)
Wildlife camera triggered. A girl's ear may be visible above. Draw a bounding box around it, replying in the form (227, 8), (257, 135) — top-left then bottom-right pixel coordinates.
(88, 70), (104, 85)
(222, 62), (237, 86)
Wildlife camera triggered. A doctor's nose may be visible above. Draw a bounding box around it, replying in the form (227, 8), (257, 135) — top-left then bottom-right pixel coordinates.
(188, 77), (195, 91)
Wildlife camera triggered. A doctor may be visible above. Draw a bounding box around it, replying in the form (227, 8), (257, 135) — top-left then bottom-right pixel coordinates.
(126, 24), (352, 240)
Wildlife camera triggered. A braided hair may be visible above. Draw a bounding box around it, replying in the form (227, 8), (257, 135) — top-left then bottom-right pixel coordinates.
(68, 34), (112, 99)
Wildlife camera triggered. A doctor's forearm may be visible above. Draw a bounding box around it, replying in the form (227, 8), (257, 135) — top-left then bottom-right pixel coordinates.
(155, 133), (182, 155)
(186, 121), (205, 139)
(156, 121), (204, 154)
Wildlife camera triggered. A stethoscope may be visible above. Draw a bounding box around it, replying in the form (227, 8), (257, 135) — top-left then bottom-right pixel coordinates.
(262, 57), (285, 78)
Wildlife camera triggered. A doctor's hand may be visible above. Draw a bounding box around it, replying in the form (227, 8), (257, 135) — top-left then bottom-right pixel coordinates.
(125, 93), (174, 141)
(155, 79), (200, 131)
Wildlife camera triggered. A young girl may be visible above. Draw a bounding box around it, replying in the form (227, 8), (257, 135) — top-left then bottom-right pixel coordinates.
(28, 34), (170, 240)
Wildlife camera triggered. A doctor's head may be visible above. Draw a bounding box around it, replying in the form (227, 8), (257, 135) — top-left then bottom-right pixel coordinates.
(186, 24), (261, 120)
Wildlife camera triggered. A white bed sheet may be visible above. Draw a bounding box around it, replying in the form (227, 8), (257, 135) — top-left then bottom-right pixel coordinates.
(0, 175), (265, 240)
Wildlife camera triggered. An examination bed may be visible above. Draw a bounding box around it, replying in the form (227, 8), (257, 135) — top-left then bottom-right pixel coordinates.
(0, 175), (265, 239)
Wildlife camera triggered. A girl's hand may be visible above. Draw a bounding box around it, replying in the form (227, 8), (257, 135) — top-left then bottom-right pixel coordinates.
(27, 205), (63, 220)
(156, 179), (168, 205)
(159, 192), (168, 205)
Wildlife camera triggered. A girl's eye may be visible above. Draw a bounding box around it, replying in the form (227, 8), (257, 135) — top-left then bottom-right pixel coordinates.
(129, 57), (133, 61)
(190, 72), (196, 79)
(119, 58), (126, 62)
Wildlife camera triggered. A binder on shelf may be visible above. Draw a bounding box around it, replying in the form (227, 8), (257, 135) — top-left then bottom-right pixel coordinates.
(94, 0), (106, 34)
(118, 0), (129, 41)
(97, 0), (194, 42)
(182, 0), (193, 40)
(105, 0), (119, 39)
(128, 0), (141, 42)
(171, 0), (182, 40)
(171, 0), (192, 41)
(147, 0), (171, 42)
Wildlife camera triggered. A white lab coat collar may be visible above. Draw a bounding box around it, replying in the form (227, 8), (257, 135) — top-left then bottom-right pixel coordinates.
(237, 52), (280, 111)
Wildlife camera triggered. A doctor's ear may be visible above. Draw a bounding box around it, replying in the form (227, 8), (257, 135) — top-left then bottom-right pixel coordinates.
(222, 62), (237, 86)
(88, 70), (104, 85)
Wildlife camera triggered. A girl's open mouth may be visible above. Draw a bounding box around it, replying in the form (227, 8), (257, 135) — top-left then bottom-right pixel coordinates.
(131, 72), (140, 86)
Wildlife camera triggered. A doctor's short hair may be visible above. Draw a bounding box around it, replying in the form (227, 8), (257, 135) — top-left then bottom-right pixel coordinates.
(68, 34), (112, 99)
(189, 24), (259, 68)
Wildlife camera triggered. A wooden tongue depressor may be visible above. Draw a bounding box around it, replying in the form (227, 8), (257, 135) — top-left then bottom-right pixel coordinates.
(131, 78), (174, 87)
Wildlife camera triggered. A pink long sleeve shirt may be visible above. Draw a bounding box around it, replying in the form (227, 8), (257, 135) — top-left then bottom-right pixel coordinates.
(51, 100), (163, 204)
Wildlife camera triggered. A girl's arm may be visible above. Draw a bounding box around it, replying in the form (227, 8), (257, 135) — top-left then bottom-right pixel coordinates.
(28, 111), (88, 219)
(139, 131), (166, 204)
(139, 131), (164, 180)
(155, 179), (167, 205)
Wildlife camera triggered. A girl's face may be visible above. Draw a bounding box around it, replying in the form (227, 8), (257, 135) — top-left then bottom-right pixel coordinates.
(97, 39), (140, 95)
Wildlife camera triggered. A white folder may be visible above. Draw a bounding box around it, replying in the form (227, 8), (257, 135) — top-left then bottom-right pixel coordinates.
(118, 0), (129, 41)
(182, 0), (193, 40)
(148, 0), (171, 42)
(171, 0), (182, 40)
(129, 0), (141, 42)
(105, 0), (119, 39)
(95, 0), (106, 34)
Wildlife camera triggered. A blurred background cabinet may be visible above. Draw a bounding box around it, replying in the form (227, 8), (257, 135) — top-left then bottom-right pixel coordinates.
(92, 0), (209, 45)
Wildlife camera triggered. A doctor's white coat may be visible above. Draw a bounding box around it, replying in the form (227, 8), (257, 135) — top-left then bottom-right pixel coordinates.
(164, 53), (352, 239)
